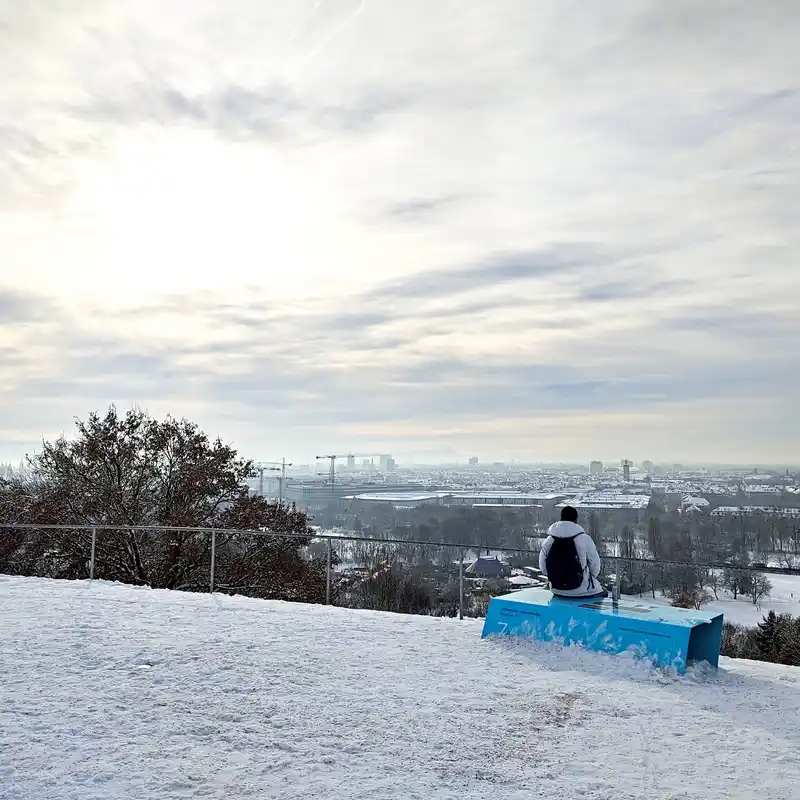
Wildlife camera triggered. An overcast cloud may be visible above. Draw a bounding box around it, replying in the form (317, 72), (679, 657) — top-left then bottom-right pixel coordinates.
(0, 0), (798, 464)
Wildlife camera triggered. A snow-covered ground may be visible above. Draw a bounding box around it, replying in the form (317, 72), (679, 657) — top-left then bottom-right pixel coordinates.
(2, 577), (800, 800)
(625, 573), (800, 626)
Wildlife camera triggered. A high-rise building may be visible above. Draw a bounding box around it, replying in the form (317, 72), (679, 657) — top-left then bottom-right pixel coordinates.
(590, 461), (603, 475)
(622, 459), (632, 483)
(346, 454), (356, 469)
(378, 454), (393, 470)
(469, 457), (479, 466)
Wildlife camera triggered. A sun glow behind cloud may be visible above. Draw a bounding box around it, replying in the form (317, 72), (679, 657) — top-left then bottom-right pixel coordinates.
(71, 133), (347, 303)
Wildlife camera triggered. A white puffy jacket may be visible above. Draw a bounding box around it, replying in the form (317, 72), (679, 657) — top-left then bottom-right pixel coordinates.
(539, 520), (602, 597)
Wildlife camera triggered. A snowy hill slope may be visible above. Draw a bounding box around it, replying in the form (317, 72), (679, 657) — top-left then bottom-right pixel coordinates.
(1, 577), (799, 800)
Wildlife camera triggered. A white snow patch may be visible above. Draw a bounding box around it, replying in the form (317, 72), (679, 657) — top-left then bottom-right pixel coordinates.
(625, 572), (800, 626)
(1, 575), (800, 799)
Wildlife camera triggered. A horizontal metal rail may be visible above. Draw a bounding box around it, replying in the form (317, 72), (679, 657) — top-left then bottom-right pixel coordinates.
(1, 522), (799, 575)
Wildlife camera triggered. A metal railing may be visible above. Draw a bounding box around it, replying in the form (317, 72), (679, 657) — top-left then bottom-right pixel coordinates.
(2, 522), (799, 619)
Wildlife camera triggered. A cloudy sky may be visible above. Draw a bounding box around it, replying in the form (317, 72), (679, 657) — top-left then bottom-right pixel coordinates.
(1, 0), (798, 465)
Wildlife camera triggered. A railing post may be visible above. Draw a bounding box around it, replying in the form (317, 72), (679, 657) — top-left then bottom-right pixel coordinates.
(210, 530), (216, 594)
(326, 537), (332, 605)
(459, 548), (464, 620)
(89, 526), (97, 580)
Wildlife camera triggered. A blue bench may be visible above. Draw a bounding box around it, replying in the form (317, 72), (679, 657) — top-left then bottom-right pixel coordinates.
(481, 588), (723, 673)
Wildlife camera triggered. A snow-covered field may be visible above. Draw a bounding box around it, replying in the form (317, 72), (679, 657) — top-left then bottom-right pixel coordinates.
(625, 573), (800, 626)
(2, 577), (800, 800)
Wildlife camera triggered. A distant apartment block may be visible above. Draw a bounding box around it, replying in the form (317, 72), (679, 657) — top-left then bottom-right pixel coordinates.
(710, 506), (800, 518)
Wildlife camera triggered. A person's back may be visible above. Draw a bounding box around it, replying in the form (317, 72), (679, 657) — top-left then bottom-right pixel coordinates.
(539, 506), (604, 597)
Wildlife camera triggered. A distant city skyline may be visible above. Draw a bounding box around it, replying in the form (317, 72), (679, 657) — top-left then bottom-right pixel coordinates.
(1, 444), (796, 473)
(1, 2), (798, 464)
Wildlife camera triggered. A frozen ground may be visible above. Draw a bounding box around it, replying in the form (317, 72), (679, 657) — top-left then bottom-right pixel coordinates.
(624, 572), (800, 626)
(2, 577), (800, 800)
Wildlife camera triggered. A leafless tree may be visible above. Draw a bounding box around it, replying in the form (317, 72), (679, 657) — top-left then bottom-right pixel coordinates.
(750, 573), (772, 607)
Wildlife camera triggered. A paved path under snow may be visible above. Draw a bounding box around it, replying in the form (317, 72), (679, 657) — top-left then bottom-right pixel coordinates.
(1, 576), (799, 800)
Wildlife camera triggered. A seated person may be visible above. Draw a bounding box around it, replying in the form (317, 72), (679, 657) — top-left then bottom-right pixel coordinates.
(539, 506), (606, 598)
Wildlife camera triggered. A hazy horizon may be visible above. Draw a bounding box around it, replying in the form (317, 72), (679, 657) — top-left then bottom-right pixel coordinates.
(1, 434), (797, 474)
(2, 1), (798, 464)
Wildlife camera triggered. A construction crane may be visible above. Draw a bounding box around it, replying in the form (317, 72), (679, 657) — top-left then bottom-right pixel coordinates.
(250, 458), (293, 501)
(314, 453), (391, 494)
(315, 455), (339, 490)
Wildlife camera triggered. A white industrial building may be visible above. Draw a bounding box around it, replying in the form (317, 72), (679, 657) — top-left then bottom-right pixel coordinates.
(345, 490), (558, 510)
(557, 493), (651, 511)
(344, 492), (447, 508)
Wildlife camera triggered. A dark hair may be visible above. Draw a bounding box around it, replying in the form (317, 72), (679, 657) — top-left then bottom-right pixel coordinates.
(560, 505), (578, 523)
